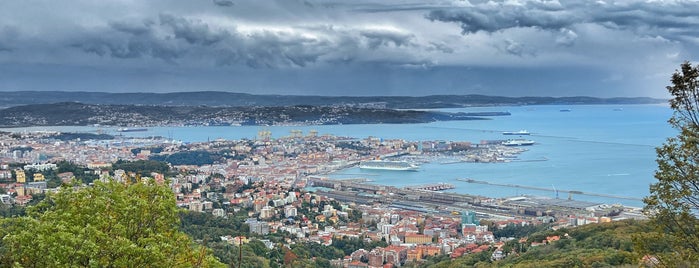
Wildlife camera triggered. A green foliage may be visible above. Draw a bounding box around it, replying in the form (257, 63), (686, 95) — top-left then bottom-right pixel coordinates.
(430, 220), (656, 268)
(491, 222), (551, 239)
(642, 61), (699, 266)
(0, 180), (224, 267)
(226, 245), (272, 268)
(112, 159), (171, 176)
(179, 210), (249, 240)
(0, 204), (26, 218)
(0, 193), (46, 218)
(150, 150), (221, 166)
(55, 160), (98, 184)
(429, 250), (493, 268)
(498, 221), (641, 267)
(48, 132), (114, 141)
(291, 241), (345, 260)
(330, 236), (388, 256)
(180, 211), (247, 237)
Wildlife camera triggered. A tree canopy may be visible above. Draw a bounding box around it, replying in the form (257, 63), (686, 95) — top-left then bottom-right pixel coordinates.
(642, 61), (699, 266)
(0, 179), (224, 267)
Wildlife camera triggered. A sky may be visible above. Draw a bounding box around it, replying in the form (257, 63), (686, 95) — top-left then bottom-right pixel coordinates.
(0, 0), (697, 98)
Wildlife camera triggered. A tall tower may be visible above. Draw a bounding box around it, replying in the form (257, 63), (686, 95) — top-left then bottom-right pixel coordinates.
(461, 211), (479, 225)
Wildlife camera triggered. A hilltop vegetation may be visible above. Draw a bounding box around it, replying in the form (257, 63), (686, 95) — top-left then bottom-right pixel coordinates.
(426, 220), (654, 268)
(0, 180), (224, 267)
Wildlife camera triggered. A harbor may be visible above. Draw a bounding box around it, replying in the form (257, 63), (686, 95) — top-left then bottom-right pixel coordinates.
(306, 177), (645, 220)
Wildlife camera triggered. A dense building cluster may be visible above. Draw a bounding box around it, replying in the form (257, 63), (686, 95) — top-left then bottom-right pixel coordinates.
(0, 130), (644, 267)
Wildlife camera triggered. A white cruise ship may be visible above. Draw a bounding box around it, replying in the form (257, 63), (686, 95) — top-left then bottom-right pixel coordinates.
(359, 160), (419, 171)
(502, 139), (535, 146)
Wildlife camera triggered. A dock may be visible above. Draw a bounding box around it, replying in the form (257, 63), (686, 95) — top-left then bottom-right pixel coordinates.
(404, 183), (455, 191)
(456, 178), (642, 201)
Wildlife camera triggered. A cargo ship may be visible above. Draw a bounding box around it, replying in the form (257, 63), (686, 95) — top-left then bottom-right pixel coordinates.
(502, 139), (535, 146)
(502, 130), (530, 135)
(359, 160), (419, 171)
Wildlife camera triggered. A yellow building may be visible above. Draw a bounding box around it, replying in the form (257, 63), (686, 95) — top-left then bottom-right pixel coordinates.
(33, 173), (45, 182)
(15, 186), (26, 196)
(407, 249), (421, 262)
(404, 234), (432, 244)
(15, 169), (26, 183)
(423, 246), (441, 257)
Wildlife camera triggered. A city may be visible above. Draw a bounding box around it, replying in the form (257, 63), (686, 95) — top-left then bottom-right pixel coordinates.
(2, 0), (699, 266)
(0, 129), (646, 267)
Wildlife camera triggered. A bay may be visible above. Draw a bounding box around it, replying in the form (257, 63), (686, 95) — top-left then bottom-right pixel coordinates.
(2, 104), (674, 207)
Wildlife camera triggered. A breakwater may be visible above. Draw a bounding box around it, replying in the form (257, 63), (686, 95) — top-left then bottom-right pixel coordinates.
(455, 178), (642, 201)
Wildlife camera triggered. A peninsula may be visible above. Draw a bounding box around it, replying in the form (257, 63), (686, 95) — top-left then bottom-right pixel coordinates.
(0, 102), (510, 127)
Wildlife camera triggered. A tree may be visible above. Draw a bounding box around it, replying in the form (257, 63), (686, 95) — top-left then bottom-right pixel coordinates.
(643, 61), (699, 266)
(0, 179), (225, 267)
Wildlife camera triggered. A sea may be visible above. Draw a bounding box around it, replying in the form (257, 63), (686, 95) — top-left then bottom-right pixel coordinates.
(2, 104), (675, 207)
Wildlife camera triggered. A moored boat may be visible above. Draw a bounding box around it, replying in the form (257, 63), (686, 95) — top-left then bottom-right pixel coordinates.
(359, 160), (419, 171)
(502, 139), (535, 146)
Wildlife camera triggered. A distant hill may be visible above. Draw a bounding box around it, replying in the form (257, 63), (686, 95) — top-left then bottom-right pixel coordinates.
(0, 91), (665, 109)
(0, 102), (503, 127)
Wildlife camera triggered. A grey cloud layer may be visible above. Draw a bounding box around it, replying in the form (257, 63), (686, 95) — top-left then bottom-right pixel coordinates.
(71, 13), (426, 68)
(0, 0), (696, 97)
(426, 0), (699, 42)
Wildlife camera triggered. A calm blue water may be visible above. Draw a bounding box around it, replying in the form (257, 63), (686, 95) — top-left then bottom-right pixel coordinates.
(2, 104), (675, 207)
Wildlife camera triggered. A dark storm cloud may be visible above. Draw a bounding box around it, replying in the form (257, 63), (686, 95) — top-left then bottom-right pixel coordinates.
(212, 0), (235, 7)
(0, 0), (696, 97)
(0, 26), (19, 52)
(110, 20), (154, 36)
(426, 0), (699, 42)
(348, 3), (448, 13)
(71, 13), (428, 68)
(213, 30), (327, 68)
(159, 14), (229, 46)
(0, 42), (12, 52)
(359, 30), (415, 48)
(427, 4), (574, 33)
(74, 20), (182, 61)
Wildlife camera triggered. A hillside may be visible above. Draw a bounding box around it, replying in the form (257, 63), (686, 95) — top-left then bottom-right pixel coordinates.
(0, 91), (664, 109)
(0, 102), (505, 127)
(424, 220), (658, 268)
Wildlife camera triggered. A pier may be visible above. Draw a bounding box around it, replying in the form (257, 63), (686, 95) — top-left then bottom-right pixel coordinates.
(456, 178), (642, 201)
(404, 183), (455, 191)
